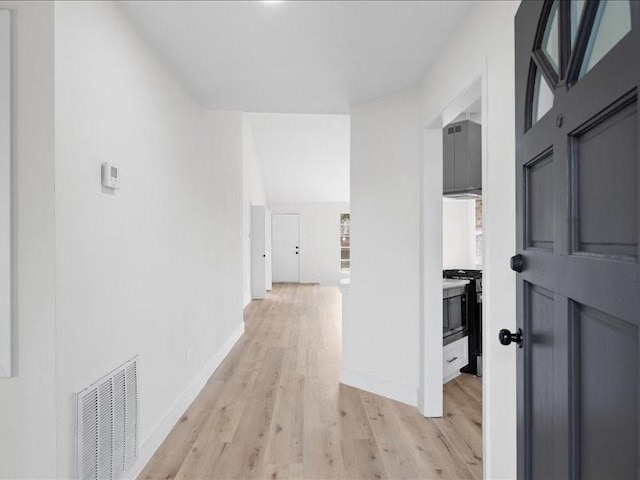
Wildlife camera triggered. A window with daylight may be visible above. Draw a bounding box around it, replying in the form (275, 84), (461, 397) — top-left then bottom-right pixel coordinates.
(340, 213), (350, 272)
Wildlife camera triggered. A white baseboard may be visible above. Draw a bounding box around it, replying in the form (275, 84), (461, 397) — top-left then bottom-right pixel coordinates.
(340, 367), (417, 407)
(125, 321), (245, 480)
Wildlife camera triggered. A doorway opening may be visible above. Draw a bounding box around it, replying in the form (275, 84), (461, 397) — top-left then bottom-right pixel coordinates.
(441, 97), (483, 473)
(420, 75), (486, 477)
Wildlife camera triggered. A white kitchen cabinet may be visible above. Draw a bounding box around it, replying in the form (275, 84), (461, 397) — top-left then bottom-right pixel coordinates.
(443, 335), (469, 384)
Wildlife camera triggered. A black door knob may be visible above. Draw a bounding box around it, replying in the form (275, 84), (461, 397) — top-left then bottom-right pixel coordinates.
(499, 328), (523, 348)
(510, 254), (524, 273)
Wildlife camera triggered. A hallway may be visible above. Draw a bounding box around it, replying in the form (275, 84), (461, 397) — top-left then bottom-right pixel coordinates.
(139, 285), (482, 479)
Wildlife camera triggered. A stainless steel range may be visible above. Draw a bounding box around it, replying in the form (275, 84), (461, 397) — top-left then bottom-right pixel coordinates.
(443, 269), (482, 377)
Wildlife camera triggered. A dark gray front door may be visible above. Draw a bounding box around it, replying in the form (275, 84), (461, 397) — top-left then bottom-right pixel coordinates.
(514, 1), (639, 479)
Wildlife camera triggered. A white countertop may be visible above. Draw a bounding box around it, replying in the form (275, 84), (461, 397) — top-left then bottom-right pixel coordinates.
(443, 279), (470, 290)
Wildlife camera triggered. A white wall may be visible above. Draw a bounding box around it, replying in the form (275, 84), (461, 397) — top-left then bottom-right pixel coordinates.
(269, 202), (349, 286)
(0, 2), (57, 478)
(242, 114), (266, 306)
(346, 3), (520, 477)
(344, 87), (421, 406)
(54, 2), (243, 477)
(249, 113), (350, 203)
(420, 2), (520, 478)
(442, 197), (476, 269)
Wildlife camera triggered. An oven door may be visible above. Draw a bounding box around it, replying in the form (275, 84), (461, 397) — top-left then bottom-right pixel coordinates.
(443, 285), (467, 344)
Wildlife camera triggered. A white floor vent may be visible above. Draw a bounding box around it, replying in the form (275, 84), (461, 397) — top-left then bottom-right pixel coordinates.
(75, 357), (138, 480)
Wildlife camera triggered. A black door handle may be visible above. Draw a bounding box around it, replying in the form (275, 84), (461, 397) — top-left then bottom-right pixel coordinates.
(510, 254), (524, 273)
(499, 328), (523, 348)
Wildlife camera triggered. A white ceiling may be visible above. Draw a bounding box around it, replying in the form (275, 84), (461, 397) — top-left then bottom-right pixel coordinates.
(120, 1), (474, 114)
(248, 114), (350, 203)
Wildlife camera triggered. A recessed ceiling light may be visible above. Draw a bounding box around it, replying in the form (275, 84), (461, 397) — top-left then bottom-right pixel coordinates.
(263, 0), (283, 4)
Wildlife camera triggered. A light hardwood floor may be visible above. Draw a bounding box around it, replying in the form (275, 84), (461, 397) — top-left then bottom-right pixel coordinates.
(139, 284), (482, 480)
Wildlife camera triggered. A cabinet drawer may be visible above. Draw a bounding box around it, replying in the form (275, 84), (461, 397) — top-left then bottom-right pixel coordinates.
(443, 336), (469, 383)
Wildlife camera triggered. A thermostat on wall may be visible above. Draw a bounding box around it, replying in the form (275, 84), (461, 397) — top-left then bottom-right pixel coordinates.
(101, 163), (120, 190)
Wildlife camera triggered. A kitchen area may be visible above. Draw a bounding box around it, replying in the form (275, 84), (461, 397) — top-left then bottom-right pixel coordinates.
(441, 103), (483, 386)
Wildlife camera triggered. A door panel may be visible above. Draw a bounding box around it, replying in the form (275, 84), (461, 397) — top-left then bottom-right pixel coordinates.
(525, 150), (555, 251)
(515, 1), (640, 478)
(575, 304), (638, 479)
(571, 96), (637, 259)
(271, 214), (300, 283)
(527, 284), (557, 480)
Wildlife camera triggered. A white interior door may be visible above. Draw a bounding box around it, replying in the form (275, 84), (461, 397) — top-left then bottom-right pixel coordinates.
(265, 210), (272, 290)
(250, 206), (266, 299)
(272, 213), (299, 283)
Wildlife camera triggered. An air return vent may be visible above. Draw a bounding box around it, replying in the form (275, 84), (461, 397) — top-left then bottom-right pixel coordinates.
(75, 357), (138, 480)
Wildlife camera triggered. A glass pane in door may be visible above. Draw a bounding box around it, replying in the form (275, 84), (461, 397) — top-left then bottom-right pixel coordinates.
(571, 0), (586, 48)
(532, 66), (555, 125)
(542, 1), (560, 72)
(580, 0), (632, 78)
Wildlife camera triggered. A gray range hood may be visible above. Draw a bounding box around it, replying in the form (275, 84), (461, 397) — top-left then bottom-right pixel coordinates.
(443, 119), (482, 198)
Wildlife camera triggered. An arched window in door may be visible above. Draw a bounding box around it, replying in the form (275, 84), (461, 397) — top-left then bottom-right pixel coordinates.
(526, 0), (633, 130)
